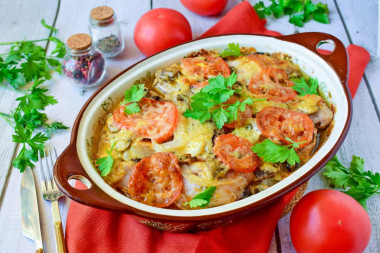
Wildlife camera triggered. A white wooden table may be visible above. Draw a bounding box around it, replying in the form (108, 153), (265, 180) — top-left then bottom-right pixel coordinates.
(0, 0), (379, 252)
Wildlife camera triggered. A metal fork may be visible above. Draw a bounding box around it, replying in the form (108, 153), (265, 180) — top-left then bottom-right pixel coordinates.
(39, 148), (68, 253)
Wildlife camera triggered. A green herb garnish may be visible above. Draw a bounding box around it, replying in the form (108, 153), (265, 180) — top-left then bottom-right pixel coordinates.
(252, 137), (306, 166)
(291, 77), (319, 96)
(0, 19), (68, 172)
(44, 121), (69, 138)
(0, 23), (66, 88)
(96, 142), (116, 177)
(185, 186), (217, 208)
(220, 43), (242, 58)
(253, 0), (330, 28)
(184, 72), (264, 129)
(40, 19), (58, 34)
(324, 155), (380, 210)
(6, 78), (68, 172)
(122, 84), (146, 114)
(12, 126), (48, 172)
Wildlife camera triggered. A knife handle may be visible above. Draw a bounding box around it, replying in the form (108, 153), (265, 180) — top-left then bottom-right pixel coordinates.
(52, 200), (68, 253)
(36, 249), (43, 253)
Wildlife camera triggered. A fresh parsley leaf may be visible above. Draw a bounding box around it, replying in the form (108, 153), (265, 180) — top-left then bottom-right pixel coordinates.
(184, 73), (262, 129)
(27, 132), (49, 152)
(12, 125), (49, 172)
(323, 155), (380, 210)
(289, 14), (305, 27)
(124, 102), (141, 114)
(124, 84), (145, 103)
(270, 1), (284, 18)
(12, 125), (48, 157)
(40, 19), (58, 34)
(220, 43), (242, 58)
(12, 146), (35, 172)
(304, 0), (318, 14)
(96, 142), (116, 177)
(44, 121), (69, 138)
(226, 71), (238, 88)
(185, 186), (217, 208)
(226, 100), (241, 122)
(284, 0), (304, 14)
(254, 1), (269, 19)
(291, 77), (319, 96)
(313, 12), (329, 24)
(12, 124), (32, 144)
(252, 139), (304, 166)
(183, 103), (211, 123)
(0, 58), (26, 88)
(49, 37), (66, 58)
(17, 86), (58, 110)
(211, 108), (228, 129)
(253, 0), (330, 27)
(123, 84), (146, 115)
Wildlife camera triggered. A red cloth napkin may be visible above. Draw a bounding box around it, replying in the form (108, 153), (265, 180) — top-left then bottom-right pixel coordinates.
(66, 2), (370, 253)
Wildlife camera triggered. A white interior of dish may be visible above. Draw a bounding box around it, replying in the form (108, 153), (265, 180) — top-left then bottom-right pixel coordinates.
(76, 35), (349, 218)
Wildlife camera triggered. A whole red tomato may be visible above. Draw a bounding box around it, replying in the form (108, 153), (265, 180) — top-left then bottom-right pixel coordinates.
(134, 8), (192, 56)
(180, 0), (228, 16)
(290, 189), (371, 253)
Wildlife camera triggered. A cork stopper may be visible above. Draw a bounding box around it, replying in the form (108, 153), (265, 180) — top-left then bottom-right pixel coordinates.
(90, 6), (114, 21)
(67, 33), (92, 51)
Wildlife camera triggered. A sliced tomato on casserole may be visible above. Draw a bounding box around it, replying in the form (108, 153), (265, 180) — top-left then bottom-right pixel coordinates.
(248, 66), (297, 102)
(213, 134), (260, 172)
(128, 152), (182, 207)
(181, 55), (230, 88)
(113, 98), (179, 143)
(256, 106), (315, 148)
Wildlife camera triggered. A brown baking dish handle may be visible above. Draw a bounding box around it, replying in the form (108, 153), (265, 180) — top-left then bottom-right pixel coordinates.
(278, 32), (349, 89)
(54, 143), (131, 212)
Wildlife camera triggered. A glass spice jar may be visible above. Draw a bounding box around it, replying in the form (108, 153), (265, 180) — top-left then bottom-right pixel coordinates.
(89, 6), (125, 58)
(62, 33), (106, 88)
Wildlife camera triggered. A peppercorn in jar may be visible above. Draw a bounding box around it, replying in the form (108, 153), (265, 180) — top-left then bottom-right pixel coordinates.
(89, 6), (125, 58)
(62, 33), (106, 88)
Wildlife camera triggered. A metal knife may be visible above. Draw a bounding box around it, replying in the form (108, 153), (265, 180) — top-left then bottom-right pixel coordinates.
(21, 166), (44, 253)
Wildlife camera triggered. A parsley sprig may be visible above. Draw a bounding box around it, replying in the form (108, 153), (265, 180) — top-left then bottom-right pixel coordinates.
(254, 0), (330, 27)
(291, 77), (319, 96)
(122, 84), (146, 114)
(252, 137), (306, 166)
(324, 155), (380, 210)
(12, 126), (48, 171)
(0, 20), (68, 172)
(96, 142), (116, 177)
(45, 121), (69, 138)
(220, 43), (242, 58)
(185, 186), (216, 208)
(184, 72), (264, 129)
(4, 78), (68, 172)
(0, 20), (66, 88)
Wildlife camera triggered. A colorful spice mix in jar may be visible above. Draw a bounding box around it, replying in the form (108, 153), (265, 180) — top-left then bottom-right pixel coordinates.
(89, 6), (125, 58)
(62, 33), (106, 88)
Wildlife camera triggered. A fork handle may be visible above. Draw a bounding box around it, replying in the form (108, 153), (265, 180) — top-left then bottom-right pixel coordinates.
(52, 200), (68, 253)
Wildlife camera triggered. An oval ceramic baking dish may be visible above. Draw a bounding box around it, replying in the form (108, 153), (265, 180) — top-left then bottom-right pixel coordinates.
(54, 32), (352, 232)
